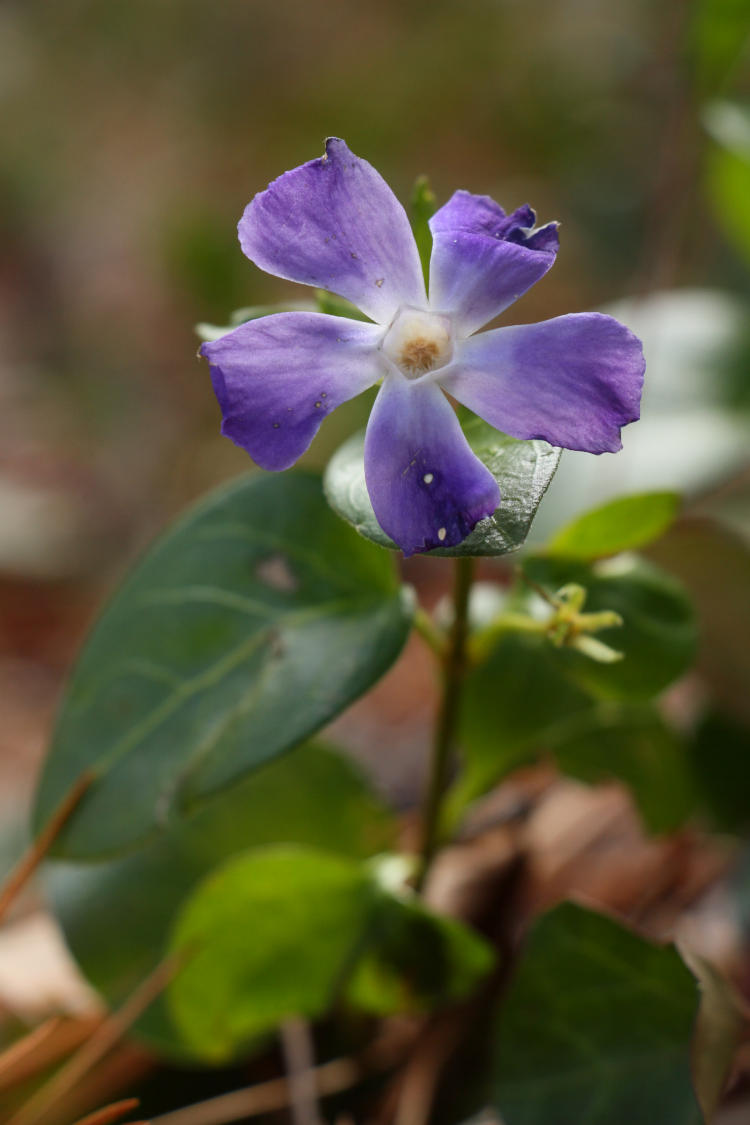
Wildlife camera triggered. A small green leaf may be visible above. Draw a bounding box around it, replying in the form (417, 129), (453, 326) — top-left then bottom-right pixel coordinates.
(44, 744), (395, 1056)
(492, 903), (703, 1125)
(411, 175), (437, 284)
(34, 472), (412, 858)
(167, 845), (493, 1061)
(347, 895), (494, 1016)
(196, 301), (317, 342)
(168, 846), (378, 1061)
(314, 289), (372, 322)
(524, 555), (698, 701)
(547, 492), (680, 560)
(324, 419), (561, 558)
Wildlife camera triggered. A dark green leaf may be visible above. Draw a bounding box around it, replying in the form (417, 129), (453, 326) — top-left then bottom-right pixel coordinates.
(324, 420), (561, 558)
(453, 631), (591, 811)
(167, 846), (493, 1061)
(492, 903), (703, 1125)
(524, 555), (698, 701)
(547, 492), (680, 560)
(687, 710), (750, 832)
(554, 705), (697, 834)
(44, 743), (395, 1056)
(648, 519), (750, 725)
(346, 893), (494, 1016)
(454, 630), (696, 834)
(34, 472), (412, 858)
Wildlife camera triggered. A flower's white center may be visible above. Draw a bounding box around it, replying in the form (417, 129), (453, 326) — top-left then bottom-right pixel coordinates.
(382, 307), (453, 379)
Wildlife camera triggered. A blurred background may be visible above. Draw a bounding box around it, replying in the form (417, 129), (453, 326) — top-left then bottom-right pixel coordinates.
(0, 0), (749, 1119)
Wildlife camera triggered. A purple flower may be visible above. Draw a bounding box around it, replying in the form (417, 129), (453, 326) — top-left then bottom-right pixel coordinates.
(201, 139), (644, 557)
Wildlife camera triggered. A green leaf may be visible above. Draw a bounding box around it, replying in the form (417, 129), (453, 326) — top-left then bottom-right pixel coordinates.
(324, 420), (561, 558)
(554, 705), (697, 834)
(453, 631), (591, 811)
(687, 710), (750, 833)
(167, 846), (493, 1061)
(492, 903), (703, 1125)
(346, 894), (494, 1016)
(690, 4), (750, 93)
(547, 492), (680, 560)
(195, 301), (318, 342)
(648, 519), (750, 725)
(687, 952), (745, 1121)
(410, 175), (437, 285)
(454, 631), (696, 834)
(524, 555), (698, 701)
(168, 846), (377, 1061)
(44, 743), (395, 1056)
(314, 289), (372, 322)
(34, 472), (412, 858)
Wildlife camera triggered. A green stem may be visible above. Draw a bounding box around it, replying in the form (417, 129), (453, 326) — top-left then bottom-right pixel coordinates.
(415, 555), (475, 892)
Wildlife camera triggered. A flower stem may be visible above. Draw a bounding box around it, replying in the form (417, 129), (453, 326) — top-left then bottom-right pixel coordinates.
(415, 555), (475, 892)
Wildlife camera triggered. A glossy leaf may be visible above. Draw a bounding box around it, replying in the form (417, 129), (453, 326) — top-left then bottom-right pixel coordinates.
(524, 555), (698, 701)
(492, 903), (703, 1125)
(44, 743), (395, 1055)
(547, 492), (680, 560)
(324, 419), (561, 558)
(34, 472), (412, 858)
(168, 846), (493, 1061)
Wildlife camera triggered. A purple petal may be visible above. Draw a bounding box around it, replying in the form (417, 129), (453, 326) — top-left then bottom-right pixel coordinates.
(428, 190), (559, 335)
(238, 138), (426, 325)
(364, 376), (500, 556)
(202, 312), (384, 470)
(442, 313), (645, 454)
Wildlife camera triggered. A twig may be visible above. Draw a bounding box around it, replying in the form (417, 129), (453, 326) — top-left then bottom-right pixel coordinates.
(280, 1019), (323, 1125)
(7, 956), (177, 1125)
(0, 772), (94, 924)
(149, 1029), (412, 1125)
(150, 1057), (361, 1125)
(70, 1098), (142, 1125)
(0, 1016), (102, 1093)
(0, 1019), (63, 1086)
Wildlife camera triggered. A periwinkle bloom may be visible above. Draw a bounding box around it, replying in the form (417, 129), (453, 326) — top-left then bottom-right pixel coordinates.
(201, 139), (644, 556)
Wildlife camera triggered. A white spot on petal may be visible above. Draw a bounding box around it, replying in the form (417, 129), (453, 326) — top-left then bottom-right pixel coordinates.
(437, 527), (447, 541)
(423, 473), (434, 484)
